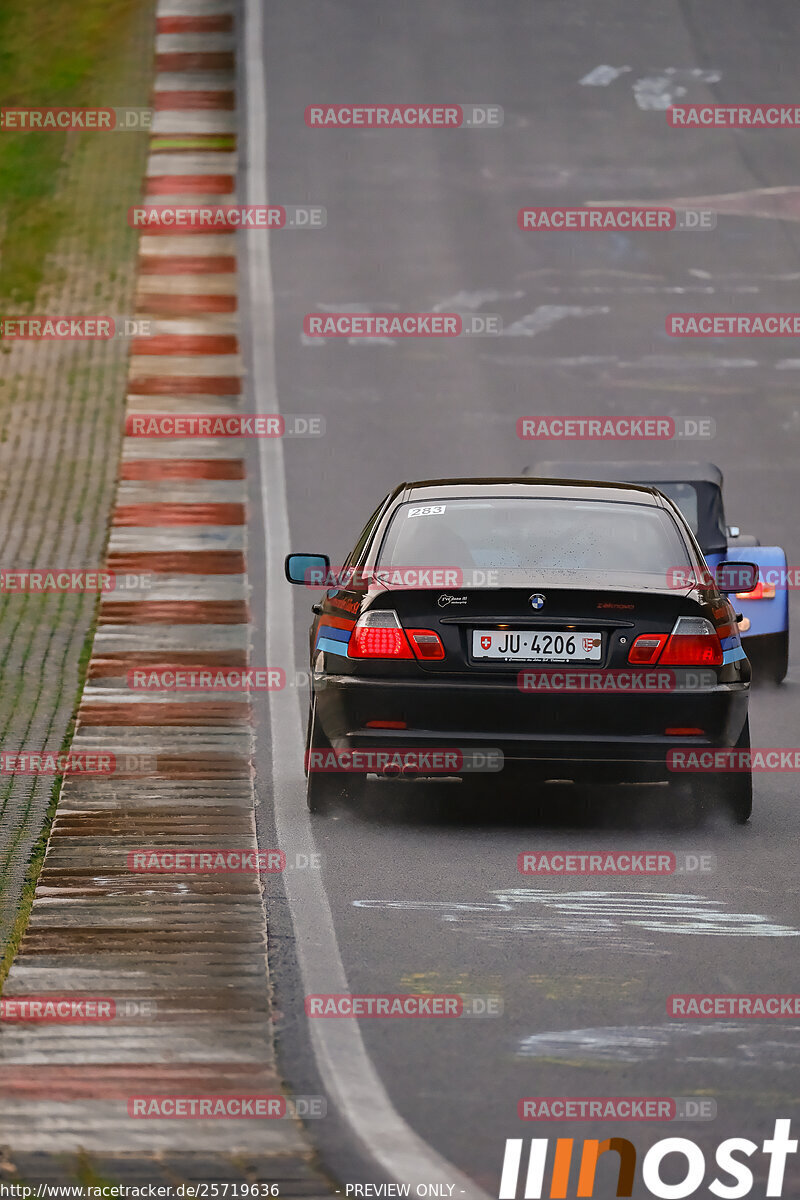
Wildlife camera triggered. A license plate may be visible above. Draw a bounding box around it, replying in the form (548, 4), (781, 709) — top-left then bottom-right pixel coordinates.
(471, 629), (603, 662)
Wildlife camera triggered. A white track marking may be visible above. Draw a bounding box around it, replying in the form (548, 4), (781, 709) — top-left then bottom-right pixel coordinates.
(502, 305), (609, 337)
(243, 1), (489, 1193)
(579, 65), (721, 109)
(579, 65), (632, 87)
(632, 68), (721, 111)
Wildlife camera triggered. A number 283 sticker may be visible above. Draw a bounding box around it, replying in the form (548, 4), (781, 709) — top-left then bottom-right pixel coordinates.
(407, 505), (446, 517)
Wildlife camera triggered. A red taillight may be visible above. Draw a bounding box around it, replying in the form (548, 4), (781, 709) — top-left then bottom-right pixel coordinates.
(628, 634), (668, 665)
(349, 627), (413, 658)
(665, 727), (705, 736)
(659, 617), (723, 667)
(347, 613), (446, 660)
(628, 618), (723, 667)
(348, 611), (413, 659)
(661, 636), (723, 666)
(366, 720), (407, 728)
(736, 581), (775, 601)
(407, 629), (445, 660)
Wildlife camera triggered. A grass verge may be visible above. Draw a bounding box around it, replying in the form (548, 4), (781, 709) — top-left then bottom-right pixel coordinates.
(0, 0), (154, 307)
(0, 619), (97, 990)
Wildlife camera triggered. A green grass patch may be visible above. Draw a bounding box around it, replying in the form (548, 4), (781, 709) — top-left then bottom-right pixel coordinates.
(0, 0), (154, 307)
(0, 617), (98, 991)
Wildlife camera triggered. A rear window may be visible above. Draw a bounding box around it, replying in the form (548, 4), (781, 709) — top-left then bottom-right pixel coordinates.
(377, 498), (691, 574)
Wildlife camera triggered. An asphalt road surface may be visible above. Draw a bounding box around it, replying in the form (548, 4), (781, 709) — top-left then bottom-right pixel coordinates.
(243, 2), (800, 1195)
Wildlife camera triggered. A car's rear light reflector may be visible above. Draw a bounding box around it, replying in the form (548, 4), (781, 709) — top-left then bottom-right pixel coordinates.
(348, 610), (414, 659)
(710, 602), (736, 640)
(665, 727), (705, 736)
(366, 720), (407, 728)
(407, 629), (445, 660)
(628, 634), (669, 665)
(659, 617), (723, 667)
(736, 581), (776, 601)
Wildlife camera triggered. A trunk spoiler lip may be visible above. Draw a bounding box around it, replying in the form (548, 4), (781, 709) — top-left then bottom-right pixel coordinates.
(367, 571), (700, 596)
(366, 583), (700, 600)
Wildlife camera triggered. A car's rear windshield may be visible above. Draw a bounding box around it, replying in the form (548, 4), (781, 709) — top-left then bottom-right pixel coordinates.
(377, 498), (691, 574)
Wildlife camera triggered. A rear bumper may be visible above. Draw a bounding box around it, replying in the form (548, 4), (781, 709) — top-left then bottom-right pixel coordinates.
(740, 611), (788, 639)
(314, 673), (749, 778)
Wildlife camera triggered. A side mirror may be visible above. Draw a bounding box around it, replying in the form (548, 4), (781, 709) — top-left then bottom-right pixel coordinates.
(285, 553), (331, 587)
(715, 561), (758, 594)
(727, 525), (740, 539)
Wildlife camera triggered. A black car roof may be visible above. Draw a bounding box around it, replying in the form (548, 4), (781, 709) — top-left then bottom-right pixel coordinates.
(398, 477), (663, 505)
(526, 460), (723, 486)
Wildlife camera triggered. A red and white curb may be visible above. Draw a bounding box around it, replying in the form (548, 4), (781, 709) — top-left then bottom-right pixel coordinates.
(0, 0), (308, 1158)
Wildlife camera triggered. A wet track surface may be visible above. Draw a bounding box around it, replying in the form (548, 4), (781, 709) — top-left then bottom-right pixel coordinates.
(247, 2), (800, 1193)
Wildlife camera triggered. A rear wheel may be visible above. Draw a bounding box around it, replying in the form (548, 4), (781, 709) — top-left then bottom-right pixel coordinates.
(687, 718), (753, 825)
(724, 768), (753, 825)
(305, 700), (367, 813)
(767, 631), (789, 685)
(305, 699), (338, 814)
(747, 631), (789, 685)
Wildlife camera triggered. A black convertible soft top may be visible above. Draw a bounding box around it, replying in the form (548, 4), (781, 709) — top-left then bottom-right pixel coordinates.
(525, 460), (727, 553)
(525, 460), (723, 487)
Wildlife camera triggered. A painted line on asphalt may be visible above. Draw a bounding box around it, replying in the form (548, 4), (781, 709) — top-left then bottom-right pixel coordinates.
(242, 1), (488, 1193)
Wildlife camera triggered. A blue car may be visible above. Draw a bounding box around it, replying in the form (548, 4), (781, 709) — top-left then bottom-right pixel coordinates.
(527, 461), (789, 684)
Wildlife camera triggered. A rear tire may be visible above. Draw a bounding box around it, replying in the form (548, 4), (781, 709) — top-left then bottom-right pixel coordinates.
(747, 631), (789, 685)
(768, 632), (789, 685)
(305, 699), (337, 814)
(725, 768), (753, 825)
(687, 717), (753, 825)
(306, 768), (341, 815)
(305, 700), (368, 813)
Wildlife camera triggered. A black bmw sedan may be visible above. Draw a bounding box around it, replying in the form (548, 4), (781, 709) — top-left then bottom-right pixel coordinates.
(286, 478), (756, 822)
